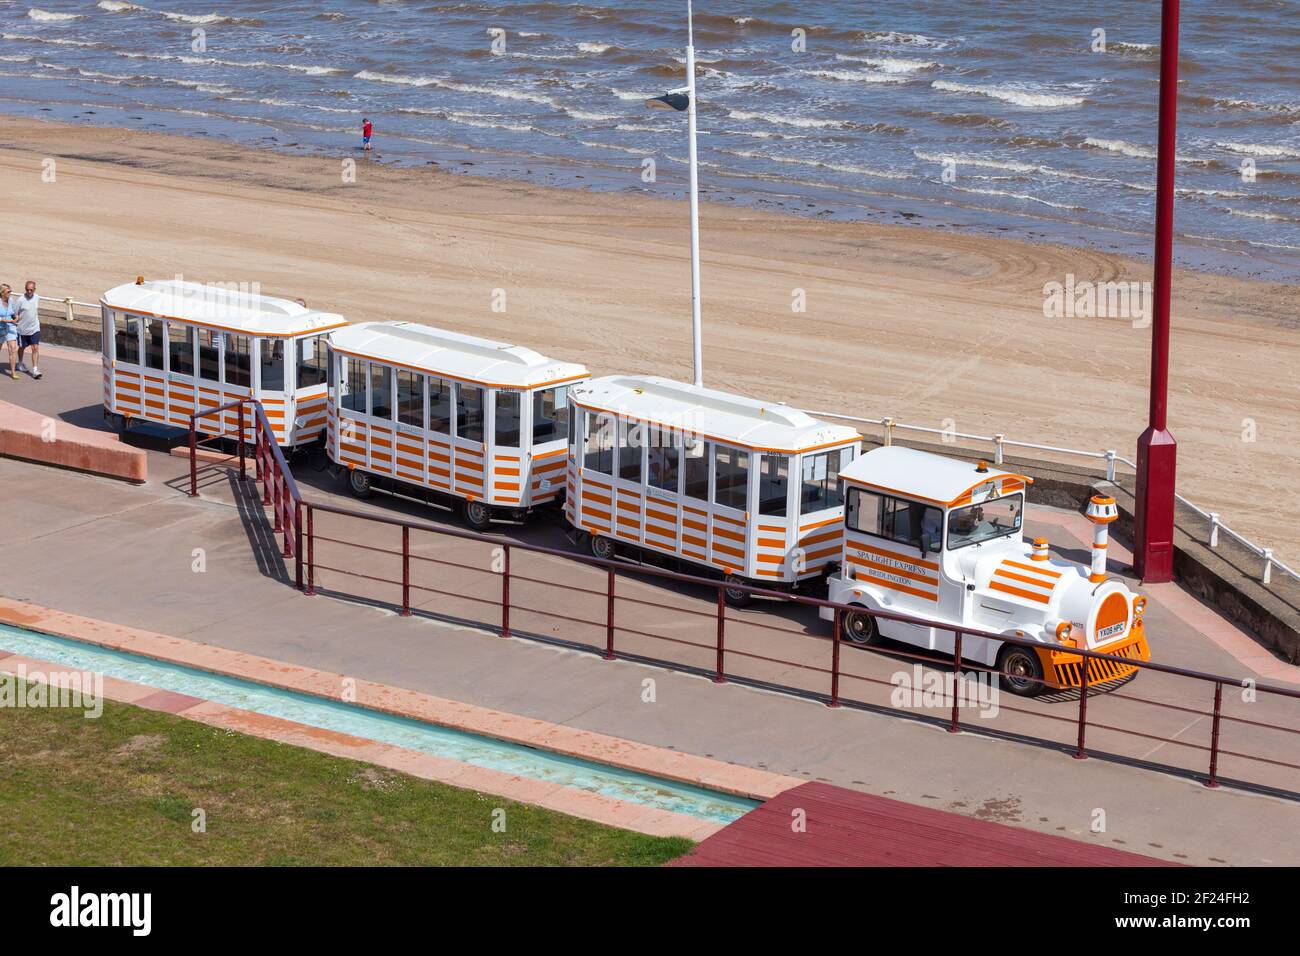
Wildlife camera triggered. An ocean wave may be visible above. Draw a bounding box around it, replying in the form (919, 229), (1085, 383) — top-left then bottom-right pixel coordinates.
(1215, 141), (1300, 159)
(802, 69), (907, 84)
(577, 41), (612, 54)
(1189, 94), (1299, 116)
(27, 8), (81, 20)
(159, 10), (262, 26)
(725, 148), (910, 180)
(931, 80), (1084, 108)
(859, 30), (953, 50)
(1222, 207), (1300, 223)
(727, 109), (843, 129)
(834, 54), (938, 73)
(952, 186), (1082, 210)
(1109, 41), (1157, 56)
(1083, 137), (1216, 165)
(98, 0), (147, 10)
(2, 32), (102, 47)
(913, 150), (1036, 173)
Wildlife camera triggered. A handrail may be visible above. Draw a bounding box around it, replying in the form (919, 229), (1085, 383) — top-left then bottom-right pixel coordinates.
(185, 423), (1299, 791)
(807, 409), (1296, 587)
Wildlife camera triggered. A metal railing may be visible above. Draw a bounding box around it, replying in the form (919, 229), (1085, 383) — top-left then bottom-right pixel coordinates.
(808, 409), (1296, 587)
(185, 413), (1300, 795)
(37, 290), (99, 323)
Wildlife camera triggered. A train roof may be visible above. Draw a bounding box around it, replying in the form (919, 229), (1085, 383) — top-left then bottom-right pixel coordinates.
(570, 375), (861, 454)
(101, 279), (345, 336)
(841, 446), (1032, 508)
(329, 321), (588, 389)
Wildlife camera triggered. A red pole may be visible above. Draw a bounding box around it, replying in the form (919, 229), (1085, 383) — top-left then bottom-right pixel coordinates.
(238, 402), (247, 481)
(294, 500), (303, 590)
(713, 586), (727, 684)
(188, 422), (198, 497)
(828, 608), (841, 708)
(500, 544), (510, 636)
(304, 504), (315, 596)
(604, 566), (616, 660)
(401, 525), (411, 617)
(1134, 0), (1180, 584)
(1206, 681), (1223, 788)
(949, 630), (963, 733)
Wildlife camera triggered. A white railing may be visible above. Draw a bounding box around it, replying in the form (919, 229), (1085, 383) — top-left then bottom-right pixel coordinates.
(808, 410), (1296, 588)
(40, 291), (99, 322)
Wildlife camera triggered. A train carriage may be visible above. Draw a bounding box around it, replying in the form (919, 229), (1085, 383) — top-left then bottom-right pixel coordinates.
(565, 375), (862, 604)
(326, 321), (589, 528)
(101, 278), (344, 447)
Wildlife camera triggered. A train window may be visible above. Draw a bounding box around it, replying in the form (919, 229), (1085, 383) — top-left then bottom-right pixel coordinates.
(396, 369), (423, 427)
(713, 447), (749, 511)
(617, 419), (644, 482)
(198, 329), (220, 382)
(113, 315), (140, 365)
(297, 335), (328, 388)
(428, 376), (452, 434)
(166, 322), (194, 376)
(647, 426), (679, 494)
(846, 488), (883, 534)
(800, 448), (848, 514)
(947, 494), (1022, 551)
(260, 338), (285, 391)
(495, 391), (521, 447)
(532, 385), (568, 444)
(224, 334), (252, 388)
(145, 321), (165, 371)
(584, 411), (614, 474)
(683, 438), (710, 501)
(370, 364), (393, 419)
(326, 344), (335, 391)
(883, 496), (943, 552)
(457, 384), (483, 442)
(759, 454), (789, 517)
(340, 358), (366, 413)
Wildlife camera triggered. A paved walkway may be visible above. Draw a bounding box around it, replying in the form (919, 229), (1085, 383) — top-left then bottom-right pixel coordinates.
(5, 348), (1300, 865)
(668, 782), (1171, 866)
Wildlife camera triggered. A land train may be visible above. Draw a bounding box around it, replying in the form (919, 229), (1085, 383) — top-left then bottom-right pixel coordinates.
(98, 285), (1149, 696)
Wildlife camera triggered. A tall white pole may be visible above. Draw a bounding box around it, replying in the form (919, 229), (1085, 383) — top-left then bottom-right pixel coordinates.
(685, 0), (703, 387)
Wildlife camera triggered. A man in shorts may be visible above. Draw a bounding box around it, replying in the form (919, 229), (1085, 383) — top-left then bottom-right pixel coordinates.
(14, 280), (40, 380)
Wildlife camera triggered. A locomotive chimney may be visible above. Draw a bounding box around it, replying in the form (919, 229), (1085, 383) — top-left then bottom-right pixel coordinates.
(1085, 494), (1120, 583)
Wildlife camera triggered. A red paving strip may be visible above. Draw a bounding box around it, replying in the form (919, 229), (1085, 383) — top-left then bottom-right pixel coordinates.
(667, 782), (1174, 867)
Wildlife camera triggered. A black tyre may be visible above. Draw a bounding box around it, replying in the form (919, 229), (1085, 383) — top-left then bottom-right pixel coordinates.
(998, 644), (1047, 697)
(841, 608), (880, 645)
(589, 533), (616, 561)
(461, 498), (493, 531)
(723, 573), (753, 608)
(347, 468), (373, 499)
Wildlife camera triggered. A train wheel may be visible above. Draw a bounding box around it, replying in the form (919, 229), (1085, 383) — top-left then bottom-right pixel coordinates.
(723, 574), (752, 608)
(347, 469), (373, 499)
(842, 609), (879, 645)
(461, 499), (493, 531)
(589, 534), (616, 561)
(998, 645), (1047, 697)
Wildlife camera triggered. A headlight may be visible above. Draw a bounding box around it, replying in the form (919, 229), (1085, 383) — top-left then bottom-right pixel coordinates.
(1055, 621), (1074, 642)
(1133, 595), (1147, 616)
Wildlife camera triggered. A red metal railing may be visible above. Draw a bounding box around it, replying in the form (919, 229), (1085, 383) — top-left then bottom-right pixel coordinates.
(189, 399), (302, 584)
(187, 426), (1300, 794)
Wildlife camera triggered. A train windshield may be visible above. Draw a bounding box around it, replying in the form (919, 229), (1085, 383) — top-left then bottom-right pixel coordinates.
(946, 494), (1023, 550)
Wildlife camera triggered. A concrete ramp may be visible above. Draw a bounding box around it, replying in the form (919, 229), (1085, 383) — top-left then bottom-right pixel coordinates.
(0, 399), (145, 482)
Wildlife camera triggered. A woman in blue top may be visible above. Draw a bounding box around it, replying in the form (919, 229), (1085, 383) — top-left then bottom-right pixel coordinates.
(0, 284), (18, 380)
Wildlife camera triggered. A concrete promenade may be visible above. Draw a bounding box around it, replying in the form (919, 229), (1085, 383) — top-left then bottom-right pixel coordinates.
(4, 348), (1299, 865)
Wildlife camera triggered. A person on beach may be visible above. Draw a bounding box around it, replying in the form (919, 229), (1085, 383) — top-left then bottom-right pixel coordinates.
(0, 285), (19, 380)
(14, 280), (40, 380)
(362, 117), (373, 151)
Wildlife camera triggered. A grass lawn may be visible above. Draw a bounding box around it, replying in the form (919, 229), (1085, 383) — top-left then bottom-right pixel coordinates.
(0, 685), (694, 866)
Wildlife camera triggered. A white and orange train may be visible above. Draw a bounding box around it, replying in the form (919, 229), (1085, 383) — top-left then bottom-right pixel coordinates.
(99, 283), (1150, 694)
(101, 278), (342, 447)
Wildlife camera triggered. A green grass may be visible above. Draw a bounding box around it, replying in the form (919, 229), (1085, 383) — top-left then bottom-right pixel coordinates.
(0, 685), (694, 866)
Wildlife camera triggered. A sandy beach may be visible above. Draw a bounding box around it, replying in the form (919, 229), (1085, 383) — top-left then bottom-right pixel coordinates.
(0, 114), (1295, 558)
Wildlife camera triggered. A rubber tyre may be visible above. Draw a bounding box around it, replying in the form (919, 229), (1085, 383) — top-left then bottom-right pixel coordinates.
(589, 534), (616, 561)
(998, 645), (1047, 697)
(461, 499), (493, 531)
(723, 574), (753, 608)
(347, 469), (373, 499)
(841, 608), (880, 646)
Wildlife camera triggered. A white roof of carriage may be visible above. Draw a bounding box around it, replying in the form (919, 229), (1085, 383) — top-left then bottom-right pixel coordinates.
(841, 446), (1031, 507)
(571, 375), (861, 453)
(102, 279), (345, 336)
(329, 321), (588, 388)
